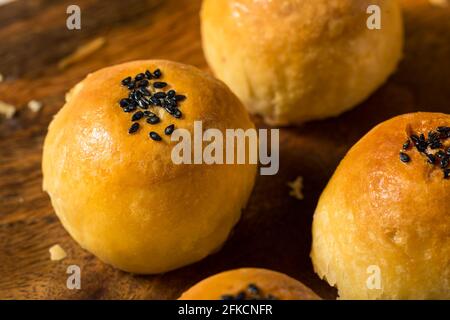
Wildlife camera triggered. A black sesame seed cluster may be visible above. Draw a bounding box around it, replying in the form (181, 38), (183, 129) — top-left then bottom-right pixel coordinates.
(119, 69), (186, 141)
(399, 126), (450, 179)
(220, 284), (278, 301)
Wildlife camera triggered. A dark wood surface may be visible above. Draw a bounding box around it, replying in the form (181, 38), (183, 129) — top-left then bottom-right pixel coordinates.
(0, 0), (449, 300)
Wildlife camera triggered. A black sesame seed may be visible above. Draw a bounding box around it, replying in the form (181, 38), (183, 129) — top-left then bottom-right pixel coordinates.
(135, 73), (145, 81)
(400, 152), (410, 163)
(121, 76), (132, 86)
(165, 106), (175, 115)
(235, 291), (246, 300)
(147, 116), (160, 125)
(149, 131), (162, 141)
(218, 283), (277, 300)
(165, 98), (177, 108)
(175, 94), (186, 102)
(416, 143), (428, 153)
(128, 122), (140, 134)
(247, 284), (260, 295)
(402, 139), (410, 150)
(173, 109), (182, 119)
(430, 141), (442, 149)
(440, 157), (449, 169)
(139, 87), (151, 96)
(153, 69), (161, 78)
(137, 79), (149, 88)
(150, 96), (161, 106)
(401, 127), (450, 179)
(132, 111), (144, 121)
(426, 153), (435, 164)
(153, 82), (167, 89)
(164, 124), (175, 135)
(444, 169), (450, 179)
(154, 92), (166, 99)
(130, 90), (142, 101)
(123, 104), (136, 113)
(436, 150), (446, 158)
(145, 70), (153, 80)
(119, 69), (187, 139)
(437, 126), (450, 134)
(119, 98), (131, 108)
(428, 131), (442, 149)
(137, 99), (149, 109)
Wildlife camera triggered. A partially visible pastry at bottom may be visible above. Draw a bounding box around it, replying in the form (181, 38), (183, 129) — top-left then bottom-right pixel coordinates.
(179, 268), (320, 300)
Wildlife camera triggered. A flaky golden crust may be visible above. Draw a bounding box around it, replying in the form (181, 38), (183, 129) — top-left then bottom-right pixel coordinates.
(311, 112), (450, 299)
(201, 0), (403, 125)
(42, 60), (257, 274)
(179, 268), (320, 300)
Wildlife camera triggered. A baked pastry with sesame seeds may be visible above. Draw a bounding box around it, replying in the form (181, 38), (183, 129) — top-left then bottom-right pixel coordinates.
(311, 112), (450, 299)
(179, 268), (320, 300)
(42, 60), (257, 274)
(201, 0), (403, 125)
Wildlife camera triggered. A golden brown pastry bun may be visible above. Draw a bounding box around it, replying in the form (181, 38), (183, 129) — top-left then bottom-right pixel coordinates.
(201, 0), (403, 125)
(179, 268), (320, 300)
(42, 60), (257, 274)
(311, 112), (450, 299)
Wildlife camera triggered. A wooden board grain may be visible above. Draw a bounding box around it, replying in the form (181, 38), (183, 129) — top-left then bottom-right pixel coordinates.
(0, 0), (449, 300)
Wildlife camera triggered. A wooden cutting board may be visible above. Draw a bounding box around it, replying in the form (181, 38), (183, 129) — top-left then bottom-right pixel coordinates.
(0, 0), (449, 300)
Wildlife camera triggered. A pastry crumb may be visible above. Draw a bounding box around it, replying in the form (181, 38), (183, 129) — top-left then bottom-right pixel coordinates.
(0, 100), (16, 119)
(28, 100), (43, 112)
(58, 37), (106, 70)
(288, 176), (304, 200)
(429, 0), (448, 7)
(49, 244), (67, 261)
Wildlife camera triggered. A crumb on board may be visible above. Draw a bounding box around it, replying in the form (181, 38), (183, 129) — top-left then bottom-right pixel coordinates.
(429, 0), (448, 7)
(28, 100), (43, 112)
(0, 100), (16, 119)
(49, 244), (67, 261)
(0, 73), (3, 82)
(287, 176), (304, 200)
(58, 37), (106, 70)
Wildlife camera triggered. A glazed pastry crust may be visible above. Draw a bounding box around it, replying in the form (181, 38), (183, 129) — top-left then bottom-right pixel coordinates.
(42, 60), (257, 274)
(179, 268), (320, 300)
(201, 0), (403, 125)
(311, 112), (450, 299)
